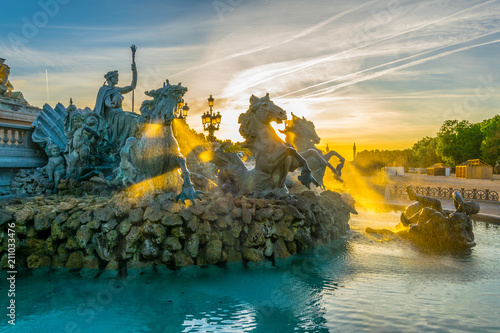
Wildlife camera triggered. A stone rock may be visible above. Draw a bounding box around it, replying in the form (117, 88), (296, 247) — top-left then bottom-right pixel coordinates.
(51, 221), (69, 240)
(128, 208), (144, 225)
(83, 254), (100, 270)
(256, 207), (274, 221)
(66, 251), (85, 268)
(187, 203), (205, 216)
(65, 237), (81, 250)
(273, 238), (291, 259)
(0, 209), (13, 225)
(27, 227), (36, 238)
(105, 260), (119, 270)
(231, 208), (242, 219)
(242, 247), (264, 262)
(57, 201), (76, 212)
(34, 207), (53, 231)
(286, 240), (297, 255)
(15, 206), (35, 224)
(213, 197), (233, 215)
(161, 214), (183, 227)
(141, 239), (159, 259)
(201, 204), (218, 221)
(57, 244), (69, 261)
(106, 230), (119, 249)
(275, 223), (294, 242)
(94, 207), (116, 222)
(45, 237), (57, 255)
(271, 208), (284, 221)
(243, 223), (265, 247)
(215, 215), (232, 229)
(186, 215), (199, 232)
(14, 225), (26, 236)
(118, 220), (132, 235)
(24, 238), (45, 255)
(79, 211), (93, 224)
(27, 254), (51, 268)
(241, 208), (252, 224)
(143, 222), (166, 244)
(264, 238), (274, 257)
(174, 249), (193, 267)
(295, 228), (314, 248)
(113, 200), (131, 218)
(230, 224), (242, 238)
(64, 211), (83, 231)
(164, 237), (182, 251)
(284, 205), (305, 220)
(295, 197), (310, 212)
(93, 233), (112, 261)
(164, 201), (182, 214)
(76, 225), (92, 248)
(197, 220), (212, 241)
(102, 219), (118, 232)
(161, 249), (173, 263)
(87, 219), (101, 230)
(226, 248), (243, 263)
(54, 212), (68, 224)
(180, 207), (193, 221)
(205, 239), (222, 265)
(144, 205), (163, 222)
(186, 234), (200, 258)
(221, 230), (235, 247)
(171, 227), (187, 239)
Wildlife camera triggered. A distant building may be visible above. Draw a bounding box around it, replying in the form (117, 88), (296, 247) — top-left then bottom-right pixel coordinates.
(427, 163), (451, 176)
(456, 159), (493, 179)
(383, 162), (405, 176)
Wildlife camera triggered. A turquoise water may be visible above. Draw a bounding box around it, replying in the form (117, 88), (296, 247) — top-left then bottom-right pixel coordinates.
(3, 210), (500, 333)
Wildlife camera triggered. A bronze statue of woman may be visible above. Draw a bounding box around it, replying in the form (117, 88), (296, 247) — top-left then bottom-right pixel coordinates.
(93, 61), (138, 149)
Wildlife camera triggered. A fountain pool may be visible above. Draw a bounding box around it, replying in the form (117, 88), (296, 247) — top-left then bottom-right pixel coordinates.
(3, 210), (500, 332)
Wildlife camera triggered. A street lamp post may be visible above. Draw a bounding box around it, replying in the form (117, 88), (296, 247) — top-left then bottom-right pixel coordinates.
(174, 98), (190, 120)
(201, 94), (222, 142)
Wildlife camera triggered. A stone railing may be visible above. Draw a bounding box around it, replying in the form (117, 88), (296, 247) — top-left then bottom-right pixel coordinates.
(0, 123), (47, 195)
(389, 185), (499, 202)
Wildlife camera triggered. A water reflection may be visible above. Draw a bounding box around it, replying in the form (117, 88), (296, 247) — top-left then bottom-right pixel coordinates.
(3, 211), (500, 332)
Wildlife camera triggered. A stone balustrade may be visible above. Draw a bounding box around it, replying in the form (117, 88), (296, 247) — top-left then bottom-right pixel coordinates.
(0, 123), (47, 195)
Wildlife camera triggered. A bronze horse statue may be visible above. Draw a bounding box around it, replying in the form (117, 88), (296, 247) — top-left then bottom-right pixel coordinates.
(280, 113), (344, 187)
(118, 80), (202, 203)
(214, 93), (319, 196)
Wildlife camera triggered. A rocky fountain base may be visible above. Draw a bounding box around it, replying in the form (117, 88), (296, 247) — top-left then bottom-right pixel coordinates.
(0, 187), (354, 275)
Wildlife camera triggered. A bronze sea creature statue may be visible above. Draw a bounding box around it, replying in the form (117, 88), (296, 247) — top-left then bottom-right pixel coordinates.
(366, 186), (479, 252)
(214, 93), (320, 196)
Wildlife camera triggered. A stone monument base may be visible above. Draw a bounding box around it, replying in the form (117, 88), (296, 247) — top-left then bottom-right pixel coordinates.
(0, 188), (354, 275)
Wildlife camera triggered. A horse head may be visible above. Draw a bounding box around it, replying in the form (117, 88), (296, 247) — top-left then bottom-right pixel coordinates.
(239, 93), (287, 142)
(141, 80), (188, 124)
(281, 113), (320, 145)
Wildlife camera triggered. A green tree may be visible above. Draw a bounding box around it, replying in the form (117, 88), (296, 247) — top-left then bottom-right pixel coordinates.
(480, 115), (500, 165)
(409, 136), (441, 167)
(436, 120), (483, 165)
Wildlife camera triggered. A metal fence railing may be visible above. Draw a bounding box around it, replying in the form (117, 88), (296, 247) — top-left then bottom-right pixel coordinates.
(389, 185), (499, 202)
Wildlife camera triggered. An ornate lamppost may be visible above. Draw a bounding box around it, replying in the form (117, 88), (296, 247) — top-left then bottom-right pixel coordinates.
(201, 95), (221, 141)
(174, 98), (190, 120)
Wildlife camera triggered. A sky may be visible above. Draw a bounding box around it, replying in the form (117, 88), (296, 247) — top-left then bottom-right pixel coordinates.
(1, 0), (500, 160)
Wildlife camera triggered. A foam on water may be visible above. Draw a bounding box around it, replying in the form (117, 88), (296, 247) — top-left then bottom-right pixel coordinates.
(2, 210), (500, 332)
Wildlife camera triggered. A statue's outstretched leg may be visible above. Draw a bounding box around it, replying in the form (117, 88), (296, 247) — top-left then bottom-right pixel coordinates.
(286, 147), (320, 188)
(406, 185), (442, 212)
(175, 155), (203, 204)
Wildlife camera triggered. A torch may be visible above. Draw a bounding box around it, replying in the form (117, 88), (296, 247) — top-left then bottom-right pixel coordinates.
(131, 44), (137, 113)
